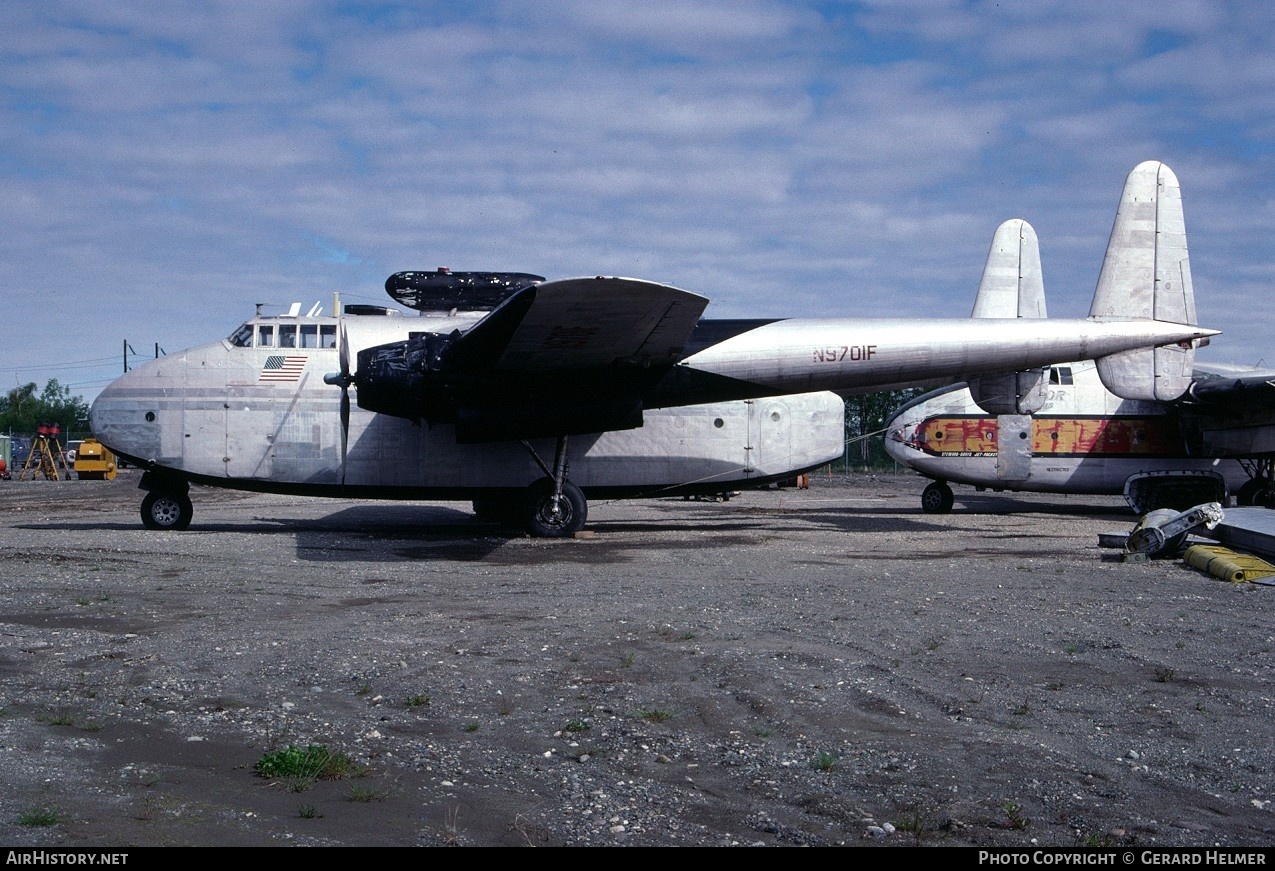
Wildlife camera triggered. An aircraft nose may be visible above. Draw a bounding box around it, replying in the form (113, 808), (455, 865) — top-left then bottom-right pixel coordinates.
(89, 367), (162, 465)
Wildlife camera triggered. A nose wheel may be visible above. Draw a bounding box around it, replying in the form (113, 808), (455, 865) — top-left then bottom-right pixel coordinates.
(141, 490), (193, 530)
(920, 481), (954, 514)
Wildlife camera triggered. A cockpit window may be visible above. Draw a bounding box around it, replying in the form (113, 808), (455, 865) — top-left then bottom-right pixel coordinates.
(232, 321), (334, 349)
(1049, 367), (1073, 386)
(229, 324), (253, 347)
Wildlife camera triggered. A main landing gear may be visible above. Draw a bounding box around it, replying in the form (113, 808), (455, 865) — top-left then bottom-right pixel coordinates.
(1237, 477), (1275, 508)
(474, 436), (589, 537)
(1233, 457), (1275, 507)
(518, 435), (587, 537)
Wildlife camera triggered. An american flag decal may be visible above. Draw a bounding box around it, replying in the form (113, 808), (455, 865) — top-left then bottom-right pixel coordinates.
(259, 355), (307, 382)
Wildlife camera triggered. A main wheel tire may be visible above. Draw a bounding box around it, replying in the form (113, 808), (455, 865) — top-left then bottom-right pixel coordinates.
(522, 479), (587, 538)
(920, 481), (955, 514)
(141, 491), (193, 531)
(1237, 478), (1275, 507)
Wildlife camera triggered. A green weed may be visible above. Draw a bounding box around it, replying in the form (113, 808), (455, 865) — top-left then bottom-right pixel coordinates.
(999, 800), (1030, 830)
(346, 784), (390, 803)
(894, 808), (933, 845)
(812, 750), (837, 771)
(253, 744), (363, 787)
(18, 806), (61, 827)
(637, 709), (672, 723)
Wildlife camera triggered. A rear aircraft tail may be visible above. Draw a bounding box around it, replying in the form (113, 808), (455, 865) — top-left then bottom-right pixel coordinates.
(1091, 161), (1199, 401)
(967, 219), (1049, 415)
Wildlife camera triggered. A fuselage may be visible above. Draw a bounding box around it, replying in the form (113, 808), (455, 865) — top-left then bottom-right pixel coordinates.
(89, 306), (845, 498)
(90, 291), (1216, 503)
(883, 360), (1248, 496)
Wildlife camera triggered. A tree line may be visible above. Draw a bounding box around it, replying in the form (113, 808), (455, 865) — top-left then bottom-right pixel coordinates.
(842, 387), (926, 470)
(1, 380), (91, 439)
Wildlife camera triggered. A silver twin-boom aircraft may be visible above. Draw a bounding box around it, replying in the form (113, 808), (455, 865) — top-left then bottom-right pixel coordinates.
(90, 165), (1216, 536)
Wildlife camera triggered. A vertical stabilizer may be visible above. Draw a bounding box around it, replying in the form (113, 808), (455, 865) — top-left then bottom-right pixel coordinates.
(1093, 161), (1197, 401)
(971, 218), (1047, 318)
(968, 219), (1048, 415)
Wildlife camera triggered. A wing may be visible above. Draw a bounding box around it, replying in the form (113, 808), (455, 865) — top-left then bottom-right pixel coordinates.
(1187, 363), (1275, 408)
(355, 277), (709, 442)
(447, 276), (708, 372)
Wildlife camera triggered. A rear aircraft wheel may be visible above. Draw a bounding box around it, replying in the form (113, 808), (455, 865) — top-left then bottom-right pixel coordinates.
(920, 481), (954, 514)
(1237, 479), (1275, 508)
(522, 479), (587, 538)
(141, 491), (193, 531)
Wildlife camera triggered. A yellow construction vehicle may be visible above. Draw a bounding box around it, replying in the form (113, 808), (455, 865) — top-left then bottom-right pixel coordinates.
(74, 437), (117, 480)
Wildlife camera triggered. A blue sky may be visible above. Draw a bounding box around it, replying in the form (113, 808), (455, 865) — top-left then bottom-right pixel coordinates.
(3, 1), (1273, 404)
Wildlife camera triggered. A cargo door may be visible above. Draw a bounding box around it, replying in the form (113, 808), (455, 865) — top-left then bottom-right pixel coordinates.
(996, 413), (1032, 481)
(176, 345), (232, 478)
(223, 350), (293, 480)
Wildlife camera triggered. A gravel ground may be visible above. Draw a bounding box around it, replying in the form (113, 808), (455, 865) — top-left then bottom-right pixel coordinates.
(0, 469), (1272, 847)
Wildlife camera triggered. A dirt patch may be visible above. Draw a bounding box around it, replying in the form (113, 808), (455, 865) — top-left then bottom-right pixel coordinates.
(0, 471), (1272, 846)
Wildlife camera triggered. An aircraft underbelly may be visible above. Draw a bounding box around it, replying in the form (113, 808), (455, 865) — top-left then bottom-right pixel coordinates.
(338, 392), (842, 489)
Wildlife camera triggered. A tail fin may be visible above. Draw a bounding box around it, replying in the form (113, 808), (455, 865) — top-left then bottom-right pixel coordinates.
(971, 218), (1047, 318)
(968, 219), (1049, 415)
(1093, 161), (1198, 401)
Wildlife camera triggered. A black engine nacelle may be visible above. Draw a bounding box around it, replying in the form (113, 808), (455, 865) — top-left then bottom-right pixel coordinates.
(355, 332), (457, 423)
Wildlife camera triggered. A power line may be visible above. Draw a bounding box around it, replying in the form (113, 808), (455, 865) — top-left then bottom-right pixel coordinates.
(0, 351), (162, 372)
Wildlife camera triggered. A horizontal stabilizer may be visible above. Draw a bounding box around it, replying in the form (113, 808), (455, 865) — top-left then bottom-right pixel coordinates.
(1093, 161), (1197, 401)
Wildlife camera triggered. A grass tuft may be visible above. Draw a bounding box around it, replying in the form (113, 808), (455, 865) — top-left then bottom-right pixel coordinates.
(636, 708), (672, 723)
(19, 806), (61, 827)
(254, 744), (363, 788)
(812, 750), (837, 771)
